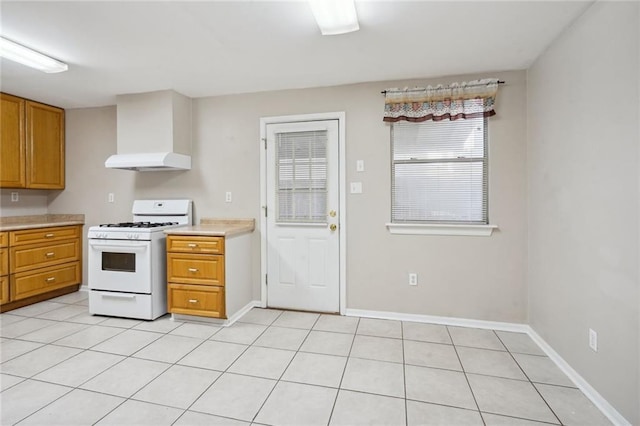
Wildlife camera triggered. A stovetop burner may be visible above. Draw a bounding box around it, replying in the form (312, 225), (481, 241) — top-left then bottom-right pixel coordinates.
(99, 221), (179, 228)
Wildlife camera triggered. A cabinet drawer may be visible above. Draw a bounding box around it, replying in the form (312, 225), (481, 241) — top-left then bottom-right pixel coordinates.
(0, 248), (7, 276)
(167, 253), (224, 286)
(11, 239), (80, 273)
(0, 276), (8, 305)
(167, 236), (224, 254)
(168, 283), (225, 318)
(0, 232), (7, 248)
(10, 261), (80, 301)
(10, 226), (80, 246)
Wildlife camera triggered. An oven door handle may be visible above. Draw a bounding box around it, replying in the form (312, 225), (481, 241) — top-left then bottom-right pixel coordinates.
(89, 241), (149, 251)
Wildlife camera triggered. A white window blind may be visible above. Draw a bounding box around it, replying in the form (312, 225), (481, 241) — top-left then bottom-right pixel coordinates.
(276, 130), (328, 223)
(391, 117), (488, 224)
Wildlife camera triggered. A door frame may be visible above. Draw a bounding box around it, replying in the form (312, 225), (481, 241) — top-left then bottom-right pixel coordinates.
(259, 112), (347, 315)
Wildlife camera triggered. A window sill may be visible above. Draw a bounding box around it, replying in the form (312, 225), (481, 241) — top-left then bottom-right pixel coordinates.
(386, 223), (498, 236)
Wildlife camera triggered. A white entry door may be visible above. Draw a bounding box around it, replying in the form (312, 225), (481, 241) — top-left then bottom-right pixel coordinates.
(266, 120), (340, 313)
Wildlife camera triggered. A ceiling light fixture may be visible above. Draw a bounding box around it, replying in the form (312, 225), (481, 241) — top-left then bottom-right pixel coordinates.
(309, 0), (359, 36)
(0, 37), (68, 73)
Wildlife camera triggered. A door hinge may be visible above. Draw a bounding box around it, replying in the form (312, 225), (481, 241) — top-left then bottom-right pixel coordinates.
(265, 274), (268, 285)
(263, 205), (268, 217)
(262, 137), (267, 149)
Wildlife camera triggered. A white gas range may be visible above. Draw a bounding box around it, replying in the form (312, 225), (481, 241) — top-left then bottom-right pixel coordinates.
(88, 199), (192, 320)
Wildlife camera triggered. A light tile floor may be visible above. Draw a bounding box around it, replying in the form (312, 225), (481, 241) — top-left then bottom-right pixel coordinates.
(0, 293), (613, 425)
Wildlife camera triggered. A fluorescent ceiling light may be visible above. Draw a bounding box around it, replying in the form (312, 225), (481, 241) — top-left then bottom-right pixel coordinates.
(0, 37), (68, 73)
(309, 0), (359, 36)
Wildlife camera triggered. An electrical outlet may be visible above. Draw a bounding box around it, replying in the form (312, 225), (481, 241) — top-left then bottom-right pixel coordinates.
(225, 192), (232, 203)
(10, 192), (19, 202)
(108, 193), (115, 203)
(409, 273), (418, 286)
(589, 328), (598, 352)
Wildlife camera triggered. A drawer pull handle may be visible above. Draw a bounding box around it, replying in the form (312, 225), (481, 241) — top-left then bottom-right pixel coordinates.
(188, 268), (199, 273)
(45, 277), (56, 282)
(45, 252), (55, 257)
(44, 233), (55, 238)
(188, 299), (198, 303)
(187, 243), (198, 248)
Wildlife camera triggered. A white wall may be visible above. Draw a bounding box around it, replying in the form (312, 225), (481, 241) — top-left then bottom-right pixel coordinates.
(0, 189), (48, 216)
(527, 2), (639, 423)
(46, 69), (528, 323)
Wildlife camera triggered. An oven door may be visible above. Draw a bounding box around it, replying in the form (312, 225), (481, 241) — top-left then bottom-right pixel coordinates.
(88, 239), (152, 293)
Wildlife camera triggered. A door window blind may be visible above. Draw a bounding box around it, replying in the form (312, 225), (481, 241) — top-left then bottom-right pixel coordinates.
(391, 117), (488, 224)
(276, 130), (328, 223)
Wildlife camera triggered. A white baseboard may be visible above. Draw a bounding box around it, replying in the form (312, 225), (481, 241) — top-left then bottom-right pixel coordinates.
(526, 326), (631, 426)
(226, 300), (262, 326)
(344, 307), (629, 426)
(172, 300), (261, 327)
(344, 308), (530, 333)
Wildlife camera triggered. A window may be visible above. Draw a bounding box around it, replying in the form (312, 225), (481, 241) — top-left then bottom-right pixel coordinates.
(391, 116), (488, 224)
(276, 130), (328, 223)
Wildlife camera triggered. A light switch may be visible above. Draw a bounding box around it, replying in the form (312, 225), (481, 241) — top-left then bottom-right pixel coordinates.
(225, 192), (232, 203)
(356, 160), (365, 172)
(350, 182), (363, 194)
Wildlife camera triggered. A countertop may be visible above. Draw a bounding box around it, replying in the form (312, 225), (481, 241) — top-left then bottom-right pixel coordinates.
(0, 214), (85, 232)
(164, 218), (255, 237)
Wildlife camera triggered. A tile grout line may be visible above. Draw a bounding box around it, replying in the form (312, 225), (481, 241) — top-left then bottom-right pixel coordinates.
(445, 325), (487, 426)
(326, 315), (360, 425)
(493, 331), (564, 425)
(401, 321), (409, 426)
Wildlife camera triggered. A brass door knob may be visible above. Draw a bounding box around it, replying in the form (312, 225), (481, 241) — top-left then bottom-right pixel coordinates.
(329, 224), (337, 231)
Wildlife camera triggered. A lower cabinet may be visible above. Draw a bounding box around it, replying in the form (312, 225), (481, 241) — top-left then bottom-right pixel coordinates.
(1, 225), (83, 311)
(167, 235), (226, 319)
(0, 232), (9, 305)
(166, 232), (251, 321)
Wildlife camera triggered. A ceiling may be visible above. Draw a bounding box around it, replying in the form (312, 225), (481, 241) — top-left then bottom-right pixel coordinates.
(0, 1), (592, 109)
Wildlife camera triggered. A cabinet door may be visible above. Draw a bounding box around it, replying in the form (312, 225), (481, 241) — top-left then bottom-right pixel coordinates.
(167, 253), (225, 286)
(25, 101), (65, 189)
(0, 277), (9, 305)
(10, 261), (80, 301)
(0, 93), (26, 188)
(168, 283), (225, 318)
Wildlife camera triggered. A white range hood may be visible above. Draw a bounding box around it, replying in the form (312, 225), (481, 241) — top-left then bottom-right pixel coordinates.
(106, 90), (192, 171)
(105, 152), (191, 171)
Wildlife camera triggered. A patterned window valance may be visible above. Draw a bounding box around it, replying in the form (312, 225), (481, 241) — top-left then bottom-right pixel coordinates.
(383, 78), (500, 123)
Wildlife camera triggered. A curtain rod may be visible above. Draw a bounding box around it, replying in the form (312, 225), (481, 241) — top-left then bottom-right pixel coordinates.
(381, 80), (505, 95)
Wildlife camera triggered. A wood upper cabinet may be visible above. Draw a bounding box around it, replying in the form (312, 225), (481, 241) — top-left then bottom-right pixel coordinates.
(0, 93), (26, 188)
(0, 93), (65, 189)
(26, 101), (65, 189)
